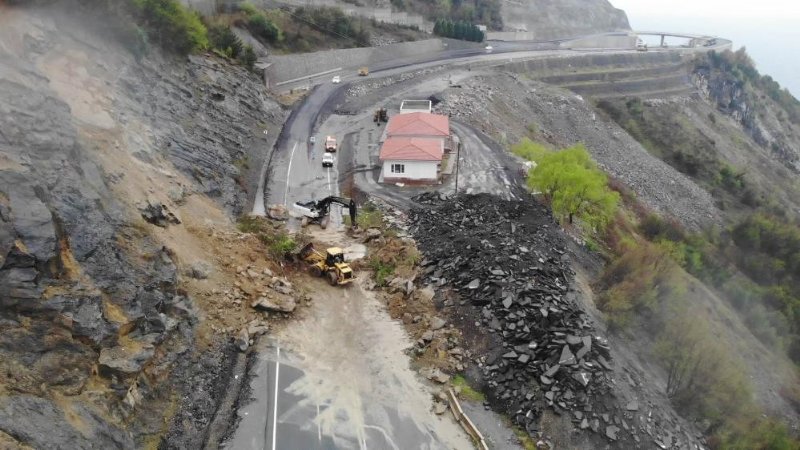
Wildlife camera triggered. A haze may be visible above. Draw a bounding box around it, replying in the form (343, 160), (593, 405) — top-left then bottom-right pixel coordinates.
(612, 0), (800, 96)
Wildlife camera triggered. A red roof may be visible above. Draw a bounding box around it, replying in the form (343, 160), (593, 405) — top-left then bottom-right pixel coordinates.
(386, 112), (450, 137)
(379, 137), (443, 161)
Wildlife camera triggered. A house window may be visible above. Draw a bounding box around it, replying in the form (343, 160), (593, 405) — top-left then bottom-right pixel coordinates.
(391, 163), (405, 174)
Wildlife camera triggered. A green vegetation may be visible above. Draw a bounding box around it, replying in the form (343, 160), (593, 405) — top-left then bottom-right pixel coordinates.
(369, 257), (395, 286)
(239, 3), (284, 43)
(208, 23), (242, 58)
(452, 375), (485, 402)
(511, 138), (549, 162)
(433, 19), (484, 42)
(595, 97), (762, 209)
(518, 143), (619, 229)
(293, 6), (370, 47)
(130, 0), (208, 54)
(391, 0), (502, 29)
(237, 216), (296, 259)
(703, 48), (800, 125)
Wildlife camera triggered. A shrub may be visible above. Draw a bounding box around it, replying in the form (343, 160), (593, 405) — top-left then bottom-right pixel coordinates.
(208, 24), (242, 58)
(249, 13), (282, 42)
(240, 44), (257, 70)
(131, 0), (208, 54)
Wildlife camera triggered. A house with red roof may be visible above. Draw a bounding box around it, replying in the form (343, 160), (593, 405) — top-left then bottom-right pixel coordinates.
(379, 112), (451, 184)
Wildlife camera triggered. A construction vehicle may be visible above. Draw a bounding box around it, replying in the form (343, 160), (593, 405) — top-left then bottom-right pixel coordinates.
(293, 196), (357, 229)
(358, 67), (369, 76)
(325, 135), (337, 152)
(373, 108), (388, 124)
(295, 243), (354, 286)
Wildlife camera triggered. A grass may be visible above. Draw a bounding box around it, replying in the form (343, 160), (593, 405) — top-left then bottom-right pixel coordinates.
(237, 216), (296, 259)
(451, 375), (485, 402)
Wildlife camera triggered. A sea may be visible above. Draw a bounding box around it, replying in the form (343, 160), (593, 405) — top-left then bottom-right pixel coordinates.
(623, 14), (799, 99)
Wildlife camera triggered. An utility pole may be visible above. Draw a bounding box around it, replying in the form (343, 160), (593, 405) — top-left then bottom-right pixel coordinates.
(454, 141), (461, 195)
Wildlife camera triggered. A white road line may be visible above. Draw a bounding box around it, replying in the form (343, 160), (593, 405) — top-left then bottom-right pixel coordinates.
(316, 404), (321, 441)
(282, 143), (298, 206)
(272, 346), (281, 450)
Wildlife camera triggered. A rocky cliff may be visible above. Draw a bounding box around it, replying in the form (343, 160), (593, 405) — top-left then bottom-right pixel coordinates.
(501, 0), (630, 39)
(0, 4), (285, 448)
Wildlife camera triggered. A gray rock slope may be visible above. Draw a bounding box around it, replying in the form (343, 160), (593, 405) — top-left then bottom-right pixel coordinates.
(502, 0), (630, 39)
(0, 7), (284, 448)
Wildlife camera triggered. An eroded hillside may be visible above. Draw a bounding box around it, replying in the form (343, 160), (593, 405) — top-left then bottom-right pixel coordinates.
(0, 5), (289, 447)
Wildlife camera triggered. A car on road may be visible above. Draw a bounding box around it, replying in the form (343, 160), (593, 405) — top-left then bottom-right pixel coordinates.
(309, 136), (316, 144)
(322, 152), (334, 168)
(485, 45), (493, 52)
(332, 75), (341, 84)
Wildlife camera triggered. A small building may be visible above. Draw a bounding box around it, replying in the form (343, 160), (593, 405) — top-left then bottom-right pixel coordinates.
(399, 100), (432, 114)
(477, 24), (487, 32)
(379, 137), (443, 183)
(378, 111), (452, 184)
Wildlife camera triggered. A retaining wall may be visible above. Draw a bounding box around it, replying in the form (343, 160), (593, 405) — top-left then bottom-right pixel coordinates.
(265, 38), (459, 85)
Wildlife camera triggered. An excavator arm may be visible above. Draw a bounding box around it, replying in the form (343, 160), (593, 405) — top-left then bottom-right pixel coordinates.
(294, 196), (357, 228)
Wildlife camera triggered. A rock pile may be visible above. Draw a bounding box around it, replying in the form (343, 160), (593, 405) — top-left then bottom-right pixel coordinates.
(409, 193), (614, 438)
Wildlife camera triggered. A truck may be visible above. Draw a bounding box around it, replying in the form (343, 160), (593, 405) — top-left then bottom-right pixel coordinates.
(325, 136), (337, 152)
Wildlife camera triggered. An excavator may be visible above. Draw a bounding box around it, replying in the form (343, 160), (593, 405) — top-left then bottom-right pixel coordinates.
(293, 196), (357, 229)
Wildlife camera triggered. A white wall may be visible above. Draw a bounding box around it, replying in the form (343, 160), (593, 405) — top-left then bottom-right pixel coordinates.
(382, 160), (438, 181)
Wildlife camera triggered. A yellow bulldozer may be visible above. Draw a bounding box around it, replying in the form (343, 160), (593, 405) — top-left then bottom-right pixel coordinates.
(294, 242), (354, 286)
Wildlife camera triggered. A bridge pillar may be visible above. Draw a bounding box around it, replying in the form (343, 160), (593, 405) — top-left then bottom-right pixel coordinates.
(660, 34), (665, 47)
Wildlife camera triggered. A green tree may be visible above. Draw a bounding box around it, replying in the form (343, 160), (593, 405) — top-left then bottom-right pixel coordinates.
(240, 44), (257, 70)
(208, 24), (243, 58)
(433, 18), (443, 36)
(131, 0), (208, 54)
(511, 137), (549, 162)
(527, 145), (619, 228)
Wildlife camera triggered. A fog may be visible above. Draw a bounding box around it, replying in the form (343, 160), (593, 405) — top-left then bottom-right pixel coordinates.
(611, 0), (800, 97)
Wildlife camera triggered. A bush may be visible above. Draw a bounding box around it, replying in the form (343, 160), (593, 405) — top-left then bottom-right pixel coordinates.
(240, 44), (257, 70)
(248, 13), (283, 42)
(131, 0), (208, 54)
(208, 24), (242, 58)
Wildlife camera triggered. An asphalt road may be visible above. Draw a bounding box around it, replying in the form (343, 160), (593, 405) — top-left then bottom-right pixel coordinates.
(225, 345), (452, 450)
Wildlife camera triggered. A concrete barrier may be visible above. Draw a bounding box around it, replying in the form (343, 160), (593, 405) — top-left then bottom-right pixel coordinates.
(446, 388), (489, 450)
(265, 38), (452, 86)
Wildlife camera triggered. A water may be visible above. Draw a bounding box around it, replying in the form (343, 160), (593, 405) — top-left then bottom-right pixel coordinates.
(611, 4), (800, 98)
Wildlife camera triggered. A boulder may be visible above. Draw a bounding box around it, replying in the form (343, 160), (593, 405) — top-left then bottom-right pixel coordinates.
(98, 345), (155, 376)
(251, 296), (296, 313)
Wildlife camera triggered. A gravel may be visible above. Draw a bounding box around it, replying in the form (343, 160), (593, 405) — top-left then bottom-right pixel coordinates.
(432, 74), (723, 231)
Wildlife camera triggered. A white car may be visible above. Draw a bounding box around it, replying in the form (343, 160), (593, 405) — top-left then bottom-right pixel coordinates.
(331, 75), (341, 84)
(322, 152), (335, 168)
(485, 45), (493, 52)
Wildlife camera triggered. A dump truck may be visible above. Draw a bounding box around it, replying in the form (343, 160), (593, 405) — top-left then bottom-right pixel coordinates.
(358, 67), (369, 76)
(295, 242), (354, 286)
(325, 136), (337, 152)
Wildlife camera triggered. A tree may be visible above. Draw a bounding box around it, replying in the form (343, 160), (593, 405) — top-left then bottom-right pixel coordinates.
(527, 144), (619, 229)
(208, 24), (243, 58)
(131, 0), (208, 54)
(240, 44), (257, 70)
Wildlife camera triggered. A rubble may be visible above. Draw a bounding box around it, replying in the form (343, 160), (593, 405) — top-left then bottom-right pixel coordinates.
(139, 200), (181, 227)
(409, 193), (616, 440)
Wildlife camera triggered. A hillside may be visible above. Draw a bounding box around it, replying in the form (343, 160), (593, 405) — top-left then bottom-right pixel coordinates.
(0, 3), (290, 447)
(501, 0), (630, 38)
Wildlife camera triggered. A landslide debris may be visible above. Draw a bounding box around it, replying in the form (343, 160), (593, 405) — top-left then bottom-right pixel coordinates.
(408, 193), (701, 447)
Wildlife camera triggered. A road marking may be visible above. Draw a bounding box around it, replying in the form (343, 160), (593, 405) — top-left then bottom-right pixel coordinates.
(283, 143), (298, 206)
(316, 403), (321, 441)
(272, 346), (281, 450)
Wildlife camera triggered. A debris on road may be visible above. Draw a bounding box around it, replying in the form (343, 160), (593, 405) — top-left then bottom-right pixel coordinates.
(409, 193), (616, 439)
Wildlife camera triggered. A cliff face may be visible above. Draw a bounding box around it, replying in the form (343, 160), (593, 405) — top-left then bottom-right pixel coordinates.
(501, 0), (630, 39)
(0, 5), (284, 448)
